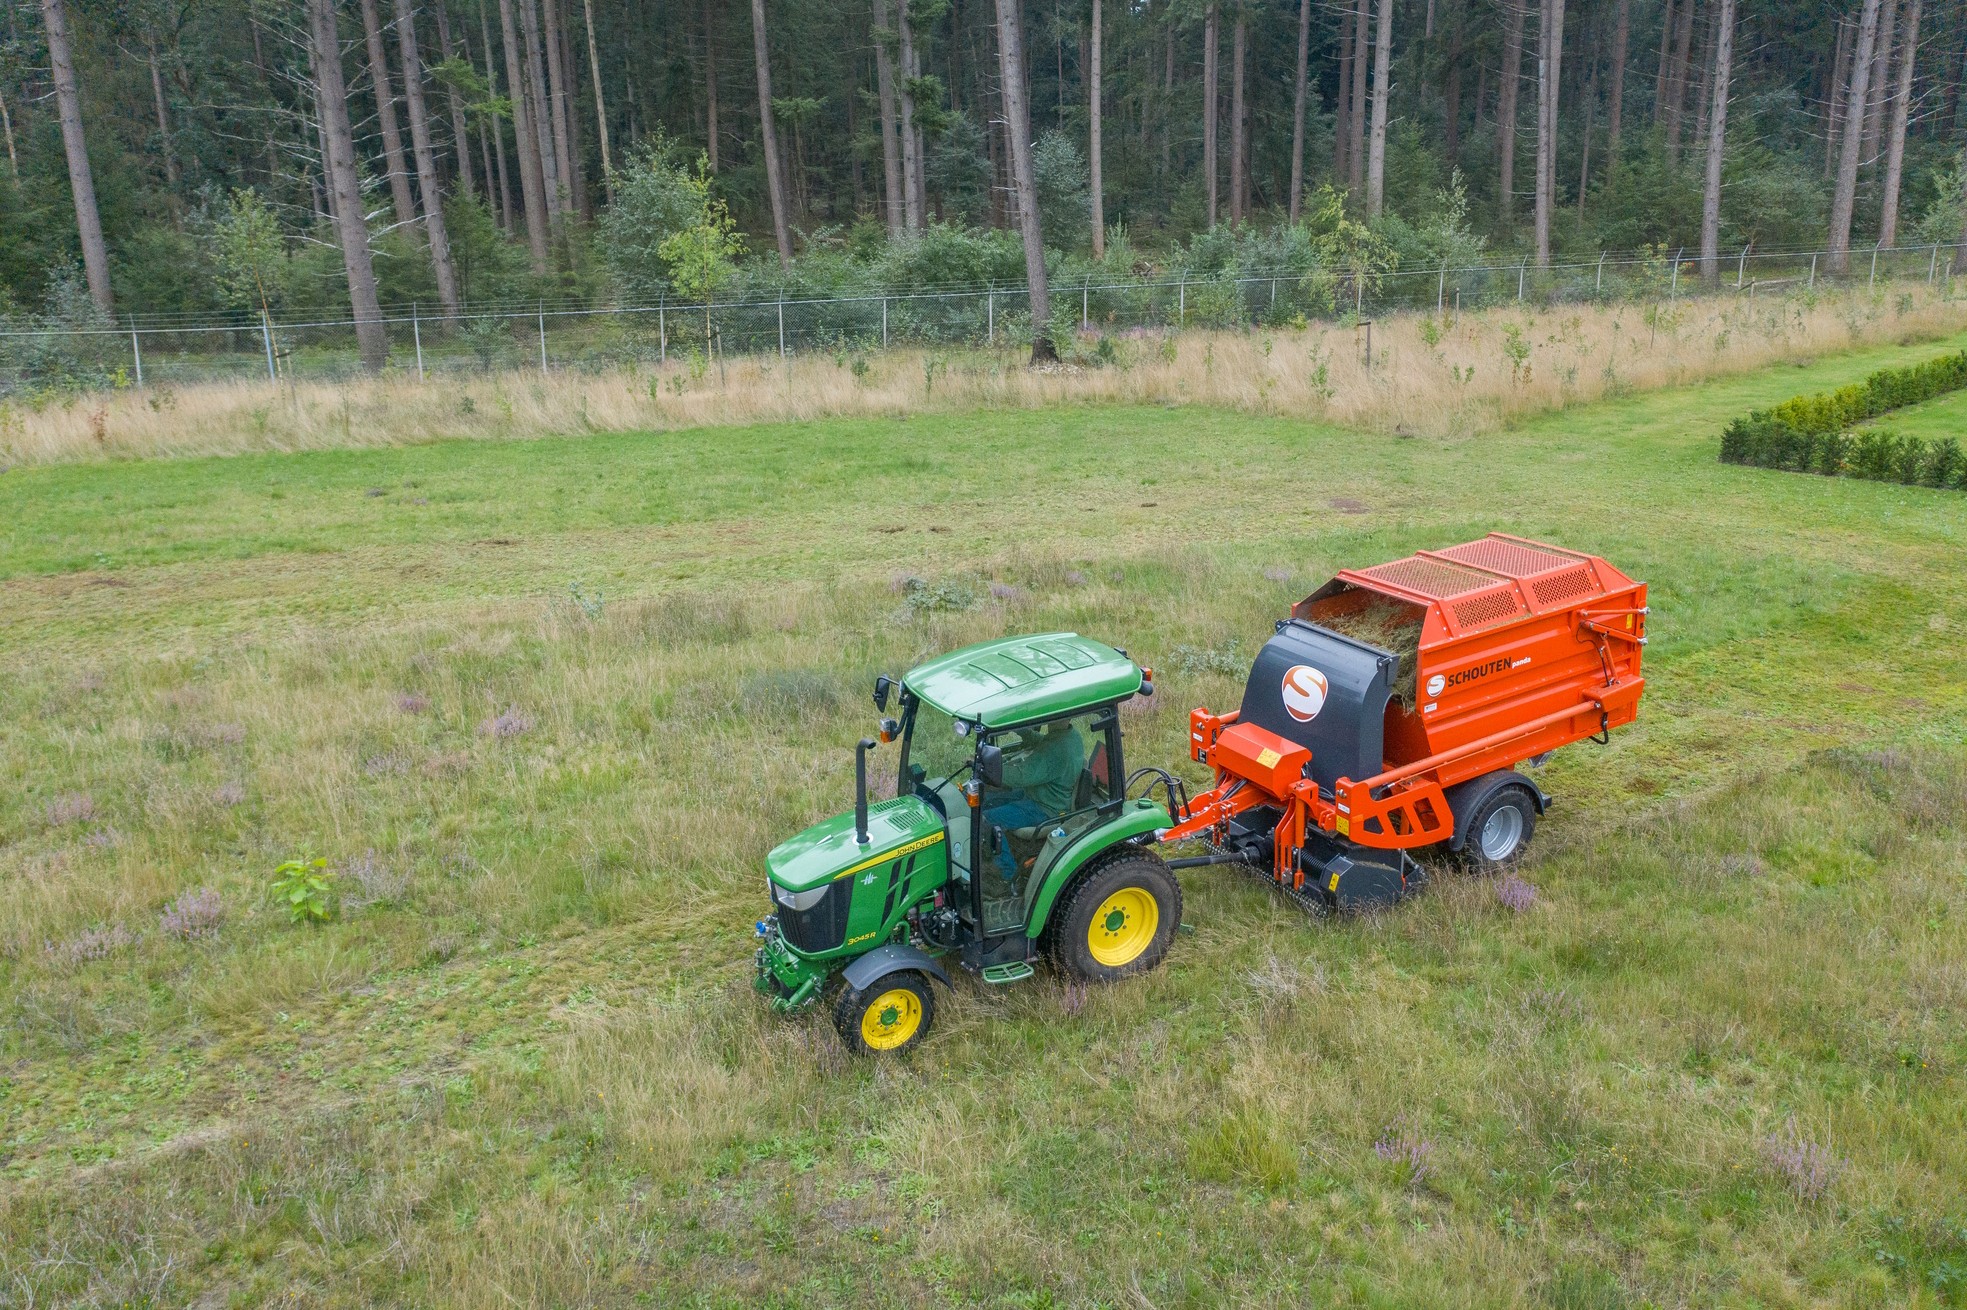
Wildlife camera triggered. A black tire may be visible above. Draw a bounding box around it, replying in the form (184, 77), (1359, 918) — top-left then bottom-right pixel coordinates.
(1460, 785), (1539, 872)
(1047, 852), (1183, 983)
(832, 970), (936, 1056)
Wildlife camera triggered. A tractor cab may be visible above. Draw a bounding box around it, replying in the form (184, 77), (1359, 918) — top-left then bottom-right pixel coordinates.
(755, 633), (1182, 1054)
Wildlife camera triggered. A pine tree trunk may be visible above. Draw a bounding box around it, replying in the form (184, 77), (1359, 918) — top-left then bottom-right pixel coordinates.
(1229, 11), (1246, 224)
(581, 0), (613, 202)
(308, 0), (388, 371)
(517, 0), (560, 219)
(1348, 0), (1368, 195)
(1203, 2), (1219, 226)
(1533, 0), (1563, 261)
(1288, 0), (1309, 221)
(147, 40), (181, 190)
(750, 0), (794, 263)
(540, 0), (577, 215)
(1603, 0), (1628, 194)
(1443, 21), (1463, 164)
(1661, 0), (1695, 161)
(1692, 2), (1717, 148)
(1825, 16), (1850, 179)
(1497, 0), (1525, 231)
(359, 0), (420, 225)
(1877, 0), (1920, 247)
(1366, 0), (1393, 217)
(1829, 0), (1883, 273)
(557, 0), (588, 220)
(897, 0), (925, 231)
(1861, 0), (1896, 169)
(1090, 0), (1104, 254)
(434, 4), (476, 199)
(704, 0), (720, 169)
(992, 0), (1051, 360)
(498, 0), (552, 270)
(394, 0), (462, 314)
(1698, 0), (1734, 283)
(1333, 8), (1352, 180)
(872, 0), (905, 235)
(0, 82), (18, 184)
(482, 0), (516, 228)
(39, 0), (114, 314)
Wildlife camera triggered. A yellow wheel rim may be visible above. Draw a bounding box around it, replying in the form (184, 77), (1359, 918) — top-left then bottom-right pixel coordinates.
(1088, 887), (1159, 967)
(860, 987), (923, 1051)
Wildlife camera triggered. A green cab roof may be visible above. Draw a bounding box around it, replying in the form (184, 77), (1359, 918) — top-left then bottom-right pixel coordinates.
(903, 632), (1143, 728)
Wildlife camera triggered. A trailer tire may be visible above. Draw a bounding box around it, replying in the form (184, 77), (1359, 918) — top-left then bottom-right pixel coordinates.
(833, 970), (936, 1056)
(1048, 852), (1183, 983)
(1460, 784), (1539, 871)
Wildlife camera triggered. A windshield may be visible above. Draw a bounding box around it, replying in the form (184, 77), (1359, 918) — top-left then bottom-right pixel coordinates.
(900, 695), (973, 790)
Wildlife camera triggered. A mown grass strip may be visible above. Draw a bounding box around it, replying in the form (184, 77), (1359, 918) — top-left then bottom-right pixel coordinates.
(1719, 349), (1967, 489)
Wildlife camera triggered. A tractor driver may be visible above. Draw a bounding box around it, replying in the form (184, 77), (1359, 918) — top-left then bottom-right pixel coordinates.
(982, 719), (1086, 880)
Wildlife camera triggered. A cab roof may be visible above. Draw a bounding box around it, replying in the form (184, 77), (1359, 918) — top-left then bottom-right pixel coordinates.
(904, 632), (1143, 728)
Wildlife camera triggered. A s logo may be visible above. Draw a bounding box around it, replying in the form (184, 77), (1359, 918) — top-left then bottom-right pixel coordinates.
(1426, 674), (1446, 697)
(1281, 665), (1329, 722)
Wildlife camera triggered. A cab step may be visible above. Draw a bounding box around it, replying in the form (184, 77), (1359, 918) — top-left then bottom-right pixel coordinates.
(980, 961), (1035, 985)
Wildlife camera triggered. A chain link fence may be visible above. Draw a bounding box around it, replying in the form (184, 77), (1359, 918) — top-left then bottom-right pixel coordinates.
(3, 242), (1961, 395)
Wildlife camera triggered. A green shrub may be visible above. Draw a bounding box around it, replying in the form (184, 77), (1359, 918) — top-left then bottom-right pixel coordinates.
(1718, 350), (1967, 493)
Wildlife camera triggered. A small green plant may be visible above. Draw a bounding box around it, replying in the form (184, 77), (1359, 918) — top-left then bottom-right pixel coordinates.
(850, 353), (871, 385)
(568, 580), (605, 621)
(1501, 323), (1532, 384)
(1417, 316), (1443, 350)
(271, 855), (337, 924)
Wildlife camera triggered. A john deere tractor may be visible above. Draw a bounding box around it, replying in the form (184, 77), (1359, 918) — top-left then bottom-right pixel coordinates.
(754, 633), (1183, 1054)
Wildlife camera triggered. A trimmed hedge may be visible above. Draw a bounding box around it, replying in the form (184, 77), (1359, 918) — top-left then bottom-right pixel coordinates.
(1719, 350), (1967, 490)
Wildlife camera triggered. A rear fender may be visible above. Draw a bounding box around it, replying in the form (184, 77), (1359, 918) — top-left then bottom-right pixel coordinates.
(1023, 800), (1173, 938)
(1443, 769), (1548, 851)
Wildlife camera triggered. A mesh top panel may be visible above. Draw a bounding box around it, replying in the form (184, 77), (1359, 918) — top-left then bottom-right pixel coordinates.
(1452, 590), (1526, 630)
(1531, 565), (1598, 606)
(1437, 537), (1580, 577)
(1357, 556), (1497, 599)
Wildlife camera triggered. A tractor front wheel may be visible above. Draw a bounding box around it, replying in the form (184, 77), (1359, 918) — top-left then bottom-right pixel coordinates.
(1050, 853), (1183, 983)
(833, 971), (936, 1056)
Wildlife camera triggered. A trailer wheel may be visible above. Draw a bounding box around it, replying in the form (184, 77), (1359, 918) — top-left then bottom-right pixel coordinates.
(1461, 785), (1539, 871)
(1049, 853), (1183, 983)
(833, 971), (935, 1056)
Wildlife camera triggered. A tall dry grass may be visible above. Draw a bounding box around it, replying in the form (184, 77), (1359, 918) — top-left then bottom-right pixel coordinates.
(6, 283), (1965, 466)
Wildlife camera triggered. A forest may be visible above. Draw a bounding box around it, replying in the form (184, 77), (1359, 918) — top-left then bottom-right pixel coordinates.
(3, 0), (1966, 359)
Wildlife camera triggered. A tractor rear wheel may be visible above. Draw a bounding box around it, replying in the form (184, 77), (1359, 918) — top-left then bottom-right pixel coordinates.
(833, 971), (936, 1056)
(1460, 784), (1539, 872)
(1049, 852), (1183, 983)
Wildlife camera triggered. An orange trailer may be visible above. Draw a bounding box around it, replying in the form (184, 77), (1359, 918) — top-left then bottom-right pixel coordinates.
(1159, 535), (1646, 909)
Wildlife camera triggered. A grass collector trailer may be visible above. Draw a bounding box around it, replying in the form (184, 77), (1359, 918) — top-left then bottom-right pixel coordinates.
(753, 534), (1647, 1054)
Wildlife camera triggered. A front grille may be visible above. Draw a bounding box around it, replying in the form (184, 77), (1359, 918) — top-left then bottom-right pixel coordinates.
(777, 881), (852, 953)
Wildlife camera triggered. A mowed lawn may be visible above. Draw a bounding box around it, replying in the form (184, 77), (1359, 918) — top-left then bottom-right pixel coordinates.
(2, 332), (1965, 1307)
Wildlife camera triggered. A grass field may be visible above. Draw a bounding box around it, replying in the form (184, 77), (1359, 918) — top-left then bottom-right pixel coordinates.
(2, 331), (1966, 1306)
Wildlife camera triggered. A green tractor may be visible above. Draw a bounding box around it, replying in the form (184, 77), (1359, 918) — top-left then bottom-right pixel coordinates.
(754, 633), (1185, 1054)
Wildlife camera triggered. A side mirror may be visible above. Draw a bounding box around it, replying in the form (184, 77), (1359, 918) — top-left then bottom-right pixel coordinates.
(976, 741), (1005, 788)
(872, 675), (893, 711)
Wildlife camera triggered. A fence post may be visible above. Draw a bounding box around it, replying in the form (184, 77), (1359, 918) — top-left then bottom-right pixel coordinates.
(1596, 251), (1605, 295)
(1809, 253), (1817, 289)
(1737, 246), (1748, 290)
(1081, 278), (1089, 332)
(1670, 249), (1681, 302)
(777, 294), (786, 359)
(261, 313), (277, 382)
(988, 288), (995, 345)
(659, 294), (667, 364)
(1869, 245), (1879, 291)
(1177, 275), (1185, 328)
(129, 319), (143, 388)
(412, 304), (425, 382)
(1437, 262), (1445, 313)
(882, 296), (889, 349)
(1930, 244), (1939, 284)
(1270, 278), (1277, 310)
(1517, 260), (1526, 302)
(538, 304), (548, 375)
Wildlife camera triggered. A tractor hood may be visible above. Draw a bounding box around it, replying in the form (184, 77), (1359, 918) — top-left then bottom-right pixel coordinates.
(766, 795), (946, 893)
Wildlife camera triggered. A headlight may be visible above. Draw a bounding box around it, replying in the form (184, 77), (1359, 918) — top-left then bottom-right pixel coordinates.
(772, 882), (830, 912)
